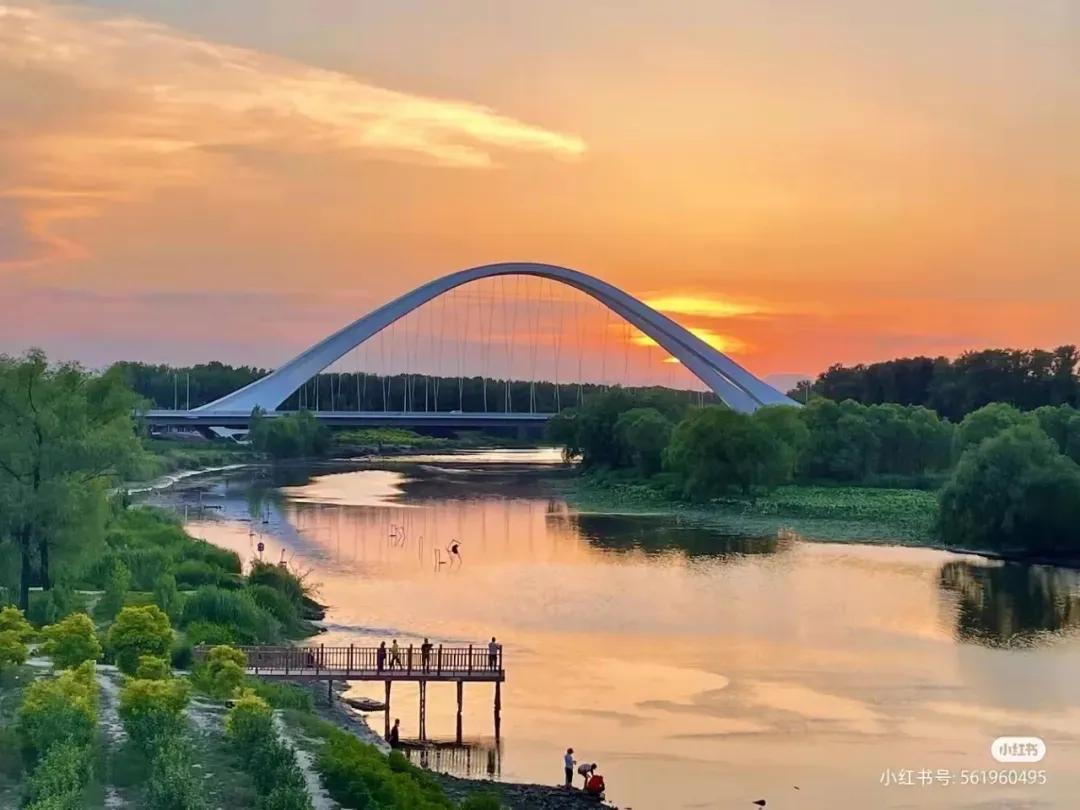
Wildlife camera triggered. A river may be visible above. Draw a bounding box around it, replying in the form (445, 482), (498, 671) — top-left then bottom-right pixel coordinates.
(169, 449), (1080, 809)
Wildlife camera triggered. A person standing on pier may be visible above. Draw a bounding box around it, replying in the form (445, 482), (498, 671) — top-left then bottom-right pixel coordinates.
(488, 637), (502, 670)
(388, 718), (401, 747)
(421, 638), (433, 671)
(376, 641), (386, 673)
(390, 639), (403, 669)
(564, 748), (575, 788)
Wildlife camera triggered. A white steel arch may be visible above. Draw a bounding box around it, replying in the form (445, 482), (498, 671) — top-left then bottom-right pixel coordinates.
(196, 262), (795, 414)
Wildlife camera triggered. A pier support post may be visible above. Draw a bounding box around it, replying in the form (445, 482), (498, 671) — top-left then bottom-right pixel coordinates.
(494, 681), (501, 742)
(384, 681), (392, 738)
(419, 681), (427, 741)
(327, 677), (333, 706)
(456, 681), (463, 744)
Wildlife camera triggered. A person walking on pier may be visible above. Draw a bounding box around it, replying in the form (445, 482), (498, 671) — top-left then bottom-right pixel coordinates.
(488, 637), (501, 670)
(376, 641), (386, 673)
(390, 639), (403, 669)
(388, 718), (400, 748)
(421, 638), (433, 671)
(564, 748), (575, 788)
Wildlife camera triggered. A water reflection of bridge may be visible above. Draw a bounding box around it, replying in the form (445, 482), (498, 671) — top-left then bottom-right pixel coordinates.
(402, 739), (502, 780)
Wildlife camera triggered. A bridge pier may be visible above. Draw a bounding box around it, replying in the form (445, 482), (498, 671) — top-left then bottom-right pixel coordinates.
(419, 681), (427, 740)
(456, 681), (463, 744)
(494, 681), (502, 741)
(384, 680), (392, 738)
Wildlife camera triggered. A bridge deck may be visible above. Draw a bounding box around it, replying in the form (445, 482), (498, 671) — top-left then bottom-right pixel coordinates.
(195, 643), (505, 683)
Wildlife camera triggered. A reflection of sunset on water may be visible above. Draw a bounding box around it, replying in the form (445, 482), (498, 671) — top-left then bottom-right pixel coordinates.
(180, 455), (1080, 808)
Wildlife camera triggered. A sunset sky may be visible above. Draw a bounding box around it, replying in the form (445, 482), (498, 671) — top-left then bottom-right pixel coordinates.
(1, 1), (1077, 385)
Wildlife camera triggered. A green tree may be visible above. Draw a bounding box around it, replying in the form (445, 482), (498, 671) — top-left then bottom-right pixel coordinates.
(118, 677), (190, 755)
(153, 573), (181, 621)
(615, 408), (673, 475)
(1033, 404), (1080, 464)
(107, 605), (173, 675)
(938, 425), (1080, 554)
(0, 630), (28, 672)
(98, 558), (132, 621)
(0, 605), (34, 640)
(144, 734), (209, 810)
(42, 613), (101, 669)
(0, 351), (142, 609)
(797, 399), (880, 481)
(135, 655), (171, 680)
(954, 402), (1035, 454)
(198, 645), (247, 698)
(664, 407), (792, 500)
(249, 410), (329, 459)
(17, 661), (97, 760)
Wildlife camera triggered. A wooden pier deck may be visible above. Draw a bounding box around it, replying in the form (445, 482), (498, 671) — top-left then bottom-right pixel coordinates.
(194, 642), (504, 742)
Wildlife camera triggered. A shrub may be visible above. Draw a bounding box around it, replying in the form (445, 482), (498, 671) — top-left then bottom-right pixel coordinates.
(461, 793), (502, 810)
(198, 645), (247, 698)
(153, 574), (182, 620)
(183, 620), (238, 647)
(118, 677), (190, 756)
(248, 680), (313, 712)
(107, 605), (174, 675)
(170, 637), (194, 670)
(135, 655), (171, 680)
(144, 735), (209, 810)
(225, 690), (274, 752)
(180, 587), (279, 644)
(120, 546), (171, 591)
(248, 584), (300, 628)
(98, 559), (132, 621)
(0, 630), (28, 672)
(42, 613), (101, 669)
(17, 661), (97, 761)
(174, 559), (225, 589)
(317, 728), (453, 810)
(225, 691), (312, 810)
(0, 605), (34, 639)
(248, 562), (306, 607)
(22, 740), (90, 808)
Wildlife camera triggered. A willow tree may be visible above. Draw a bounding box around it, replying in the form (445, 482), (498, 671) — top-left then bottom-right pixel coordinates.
(0, 350), (142, 609)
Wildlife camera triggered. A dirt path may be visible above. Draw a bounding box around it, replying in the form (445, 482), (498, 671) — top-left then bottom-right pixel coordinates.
(273, 712), (338, 810)
(95, 665), (127, 809)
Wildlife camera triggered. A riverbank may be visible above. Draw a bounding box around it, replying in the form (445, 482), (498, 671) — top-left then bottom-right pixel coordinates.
(554, 474), (940, 543)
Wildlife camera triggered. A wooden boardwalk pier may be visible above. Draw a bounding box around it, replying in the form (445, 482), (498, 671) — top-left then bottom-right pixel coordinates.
(195, 642), (504, 742)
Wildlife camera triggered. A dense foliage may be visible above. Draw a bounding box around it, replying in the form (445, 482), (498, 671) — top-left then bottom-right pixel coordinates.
(195, 645), (247, 699)
(249, 409), (330, 459)
(41, 613), (101, 669)
(114, 360), (710, 414)
(937, 425), (1080, 554)
(118, 677), (191, 756)
(107, 605), (174, 675)
(225, 691), (313, 810)
(16, 661), (97, 761)
(317, 728), (454, 810)
(0, 351), (143, 609)
(803, 345), (1079, 420)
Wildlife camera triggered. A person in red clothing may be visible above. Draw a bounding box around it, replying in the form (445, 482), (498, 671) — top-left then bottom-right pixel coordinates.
(585, 771), (605, 798)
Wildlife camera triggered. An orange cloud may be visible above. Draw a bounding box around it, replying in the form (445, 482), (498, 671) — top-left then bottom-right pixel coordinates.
(630, 327), (748, 356)
(643, 295), (765, 319)
(0, 2), (586, 267)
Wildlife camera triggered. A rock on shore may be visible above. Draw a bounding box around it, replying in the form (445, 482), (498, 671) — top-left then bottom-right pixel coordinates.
(437, 773), (617, 810)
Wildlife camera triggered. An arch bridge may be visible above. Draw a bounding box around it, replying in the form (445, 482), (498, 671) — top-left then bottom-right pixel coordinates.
(148, 262), (794, 428)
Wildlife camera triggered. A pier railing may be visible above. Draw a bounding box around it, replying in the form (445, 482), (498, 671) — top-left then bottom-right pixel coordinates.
(193, 643), (505, 682)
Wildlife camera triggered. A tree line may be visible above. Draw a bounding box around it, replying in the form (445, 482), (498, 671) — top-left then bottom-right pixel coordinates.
(797, 345), (1080, 420)
(113, 360), (714, 413)
(549, 390), (1080, 556)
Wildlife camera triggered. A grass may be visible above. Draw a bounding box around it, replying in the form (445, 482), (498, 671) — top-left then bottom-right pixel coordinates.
(558, 475), (941, 543)
(0, 665), (34, 807)
(135, 439), (253, 481)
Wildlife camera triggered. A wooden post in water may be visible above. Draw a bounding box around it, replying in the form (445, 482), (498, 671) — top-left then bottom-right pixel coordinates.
(455, 681), (464, 744)
(418, 681), (427, 741)
(384, 681), (392, 738)
(494, 681), (501, 742)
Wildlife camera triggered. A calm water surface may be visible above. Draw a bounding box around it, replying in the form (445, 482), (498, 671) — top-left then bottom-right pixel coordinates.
(178, 449), (1080, 809)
